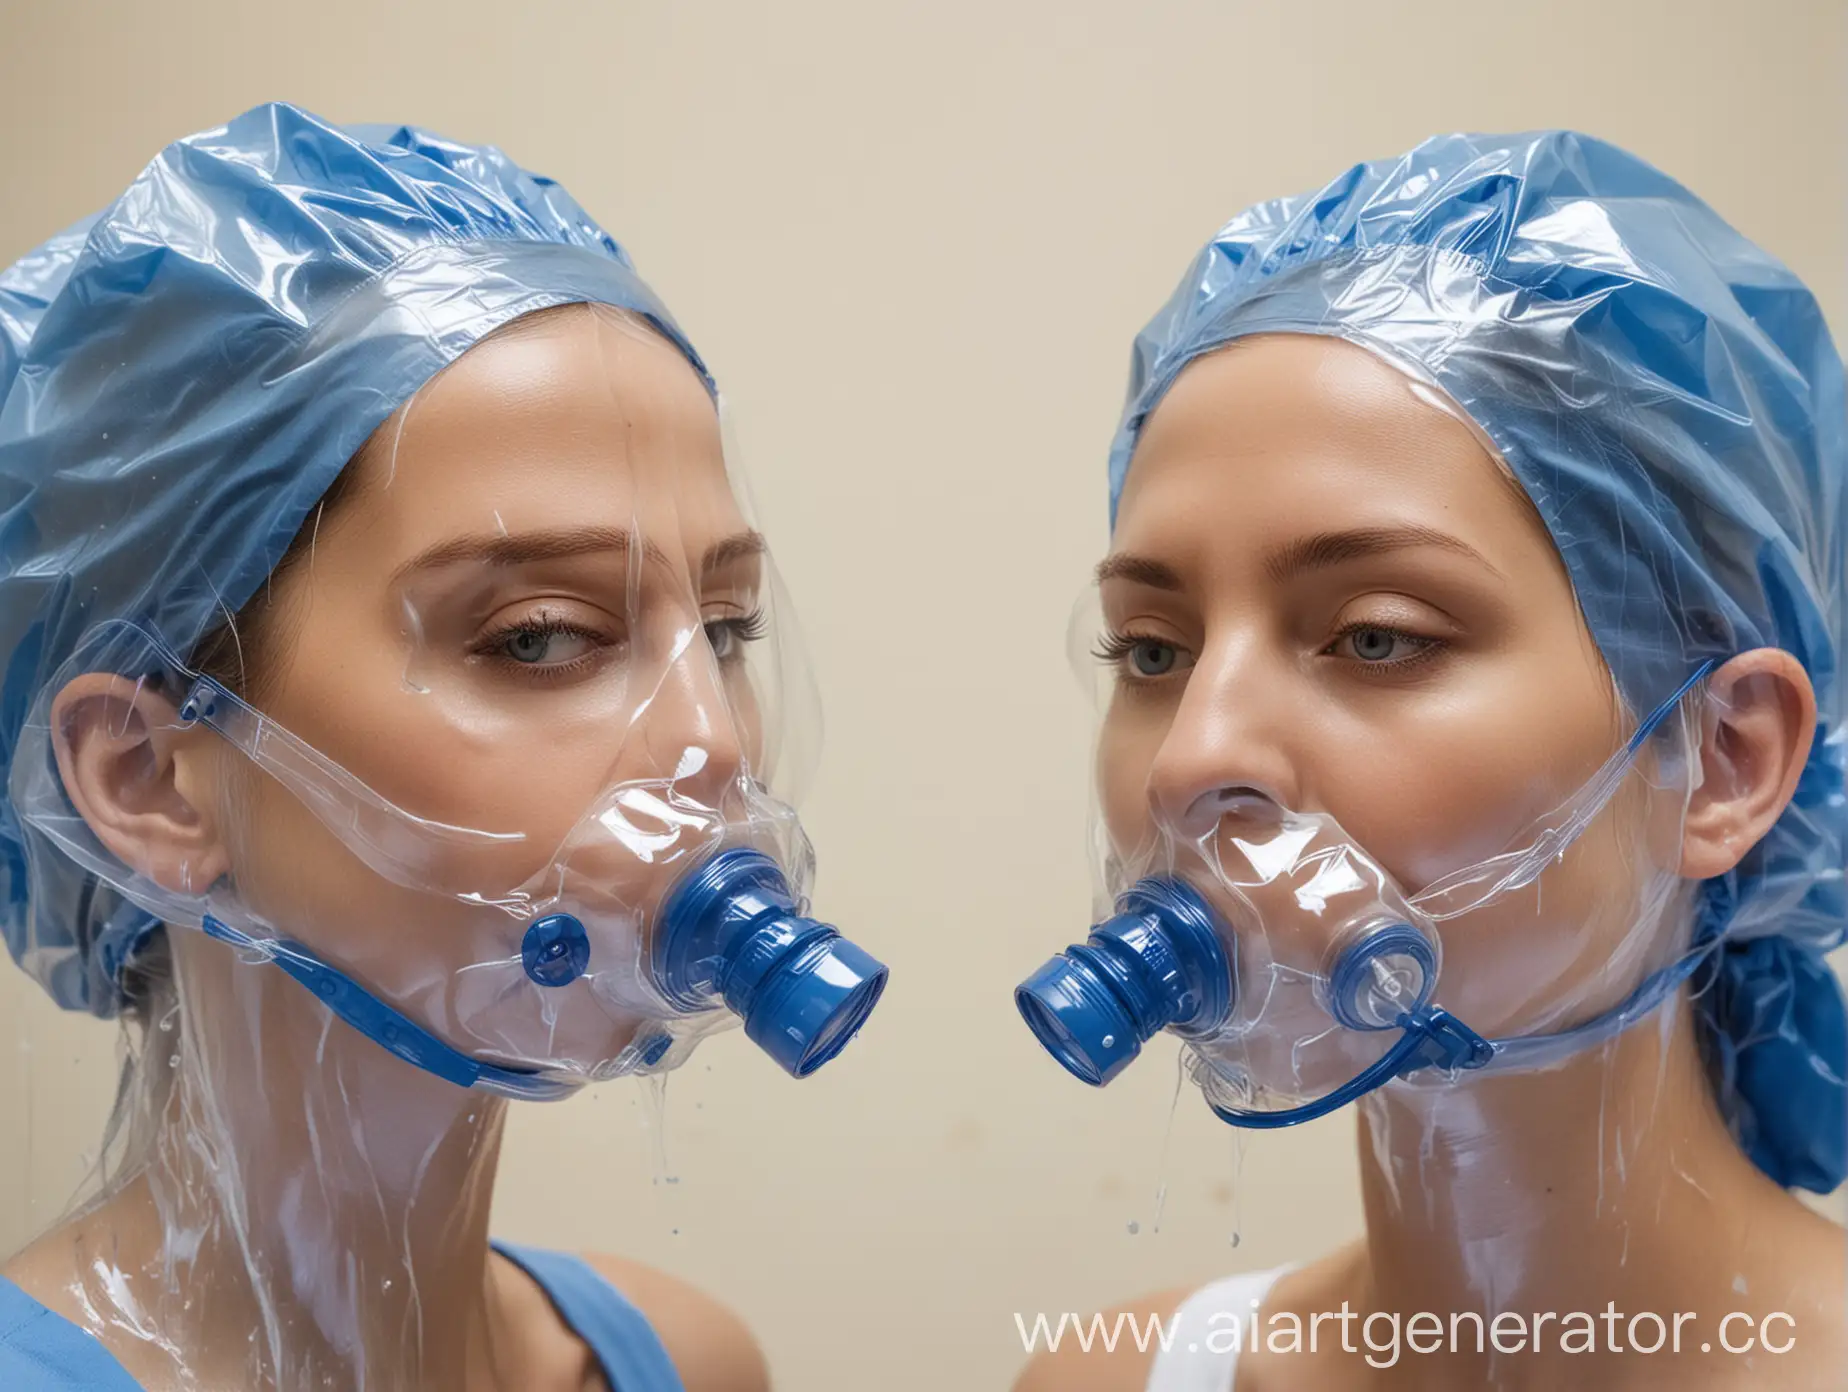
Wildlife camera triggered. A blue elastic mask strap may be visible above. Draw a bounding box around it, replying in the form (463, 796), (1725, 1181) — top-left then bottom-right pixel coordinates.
(1475, 945), (1715, 1074)
(1623, 660), (1719, 751)
(1214, 948), (1711, 1129)
(1469, 657), (1721, 1072)
(199, 914), (575, 1101)
(1207, 1006), (1495, 1130)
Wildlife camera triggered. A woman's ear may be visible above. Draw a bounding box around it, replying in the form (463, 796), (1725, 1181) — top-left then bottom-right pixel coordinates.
(50, 673), (230, 896)
(1680, 649), (1817, 880)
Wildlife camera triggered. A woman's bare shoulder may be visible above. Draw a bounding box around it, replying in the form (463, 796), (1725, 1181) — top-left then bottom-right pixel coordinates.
(1, 1209), (117, 1323)
(580, 1252), (769, 1392)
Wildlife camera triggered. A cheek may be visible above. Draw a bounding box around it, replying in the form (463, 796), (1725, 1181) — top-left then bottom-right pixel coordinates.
(733, 680), (766, 769)
(221, 773), (648, 1063)
(219, 727), (569, 967)
(1329, 663), (1624, 894)
(223, 771), (462, 974)
(279, 661), (623, 884)
(1435, 786), (1689, 1034)
(1408, 723), (1692, 1034)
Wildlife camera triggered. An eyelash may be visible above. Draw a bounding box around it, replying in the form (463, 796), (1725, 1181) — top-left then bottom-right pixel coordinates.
(1093, 631), (1159, 665)
(472, 612), (613, 682)
(707, 607), (769, 656)
(1321, 621), (1445, 674)
(1092, 630), (1188, 686)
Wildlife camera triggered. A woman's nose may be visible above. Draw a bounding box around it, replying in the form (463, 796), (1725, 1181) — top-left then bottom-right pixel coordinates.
(633, 626), (749, 803)
(1144, 649), (1302, 839)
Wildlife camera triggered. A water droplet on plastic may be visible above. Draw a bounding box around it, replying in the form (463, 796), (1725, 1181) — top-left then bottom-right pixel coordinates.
(1143, 1052), (1185, 1235)
(638, 1072), (678, 1186)
(381, 1278), (393, 1292)
(168, 1054), (180, 1067)
(1126, 1220), (1140, 1235)
(1229, 1231), (1241, 1248)
(1101, 1034), (1115, 1048)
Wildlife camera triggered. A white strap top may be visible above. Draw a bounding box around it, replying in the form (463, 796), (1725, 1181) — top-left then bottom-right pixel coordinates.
(1144, 1267), (1290, 1392)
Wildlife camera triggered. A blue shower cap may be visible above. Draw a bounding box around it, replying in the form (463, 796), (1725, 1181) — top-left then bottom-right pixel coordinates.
(1110, 132), (1847, 1193)
(0, 102), (708, 1019)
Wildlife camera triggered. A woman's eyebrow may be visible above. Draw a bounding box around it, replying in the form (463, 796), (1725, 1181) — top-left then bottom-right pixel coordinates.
(1263, 525), (1502, 583)
(391, 525), (666, 583)
(700, 530), (766, 576)
(1095, 553), (1183, 589)
(390, 526), (766, 584)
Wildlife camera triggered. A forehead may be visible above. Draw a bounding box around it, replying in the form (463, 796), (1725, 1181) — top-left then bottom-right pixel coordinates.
(1114, 335), (1537, 564)
(341, 309), (737, 551)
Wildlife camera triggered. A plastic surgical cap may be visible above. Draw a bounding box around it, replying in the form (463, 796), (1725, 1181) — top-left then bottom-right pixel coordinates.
(0, 102), (708, 1019)
(1108, 131), (1847, 1193)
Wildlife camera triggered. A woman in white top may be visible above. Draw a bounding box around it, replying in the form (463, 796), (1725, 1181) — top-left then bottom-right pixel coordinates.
(1014, 132), (1846, 1390)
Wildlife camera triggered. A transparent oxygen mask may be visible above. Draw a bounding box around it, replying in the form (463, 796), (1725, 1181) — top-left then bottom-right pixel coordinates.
(14, 305), (886, 1095)
(1017, 586), (1714, 1126)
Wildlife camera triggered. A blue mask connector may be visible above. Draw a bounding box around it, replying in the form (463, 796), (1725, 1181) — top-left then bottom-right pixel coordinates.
(1015, 878), (1233, 1086)
(654, 847), (888, 1078)
(1016, 879), (1494, 1127)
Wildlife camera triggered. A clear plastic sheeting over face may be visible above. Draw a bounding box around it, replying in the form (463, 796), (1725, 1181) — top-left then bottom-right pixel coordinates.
(0, 105), (881, 1390)
(12, 306), (881, 1096)
(1021, 644), (1713, 1126)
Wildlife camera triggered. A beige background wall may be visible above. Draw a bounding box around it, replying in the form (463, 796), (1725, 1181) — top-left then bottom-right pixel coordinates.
(1, 3), (1843, 1387)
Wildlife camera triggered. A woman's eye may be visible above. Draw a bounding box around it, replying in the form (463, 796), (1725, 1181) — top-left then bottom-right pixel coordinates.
(500, 624), (594, 665)
(1094, 631), (1189, 681)
(705, 621), (738, 661)
(1333, 625), (1430, 663)
(703, 608), (768, 662)
(1127, 639), (1179, 677)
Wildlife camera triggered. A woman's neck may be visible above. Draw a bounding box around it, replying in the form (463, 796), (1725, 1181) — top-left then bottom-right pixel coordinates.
(1345, 994), (1822, 1389)
(77, 948), (524, 1390)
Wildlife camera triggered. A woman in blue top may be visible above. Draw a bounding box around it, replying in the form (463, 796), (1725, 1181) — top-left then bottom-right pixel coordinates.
(1015, 132), (1845, 1390)
(0, 103), (884, 1390)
